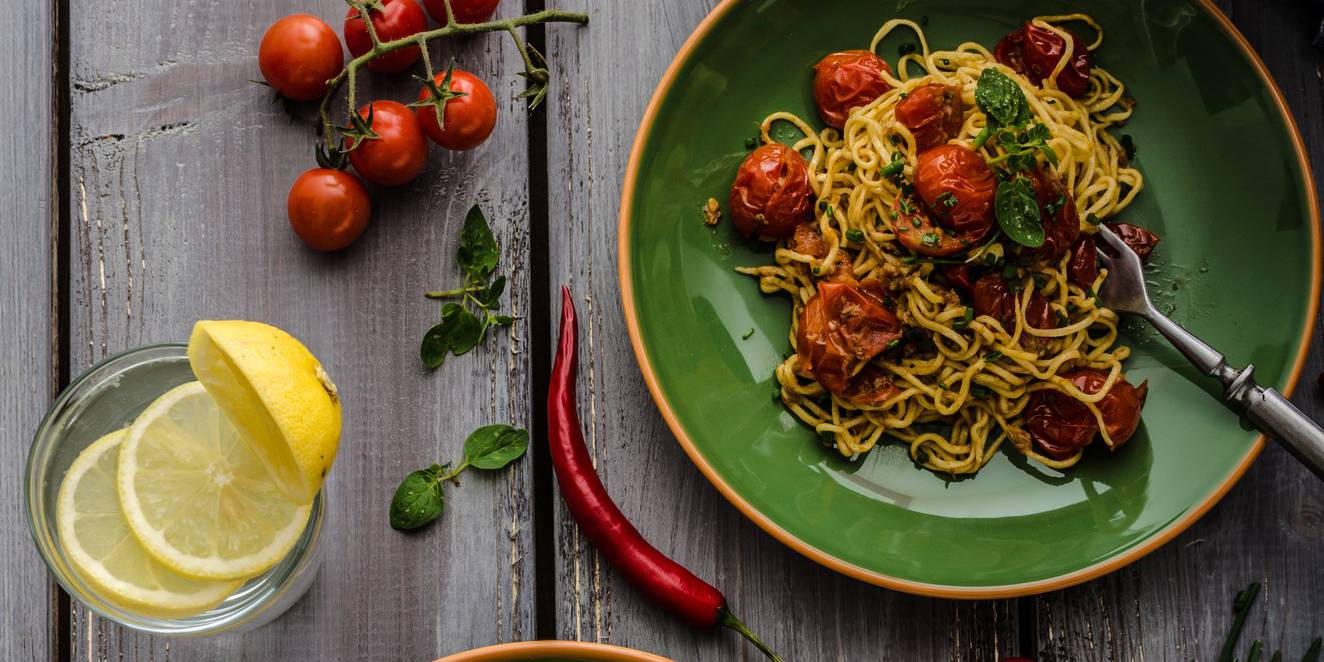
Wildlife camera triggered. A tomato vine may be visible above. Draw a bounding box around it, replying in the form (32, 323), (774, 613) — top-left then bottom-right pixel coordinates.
(315, 0), (588, 162)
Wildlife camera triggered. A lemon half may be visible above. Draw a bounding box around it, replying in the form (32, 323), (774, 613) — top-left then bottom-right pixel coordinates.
(57, 430), (241, 617)
(188, 320), (342, 504)
(117, 382), (312, 580)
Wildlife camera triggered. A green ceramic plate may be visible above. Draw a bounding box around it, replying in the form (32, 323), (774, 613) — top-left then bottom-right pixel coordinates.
(619, 0), (1320, 596)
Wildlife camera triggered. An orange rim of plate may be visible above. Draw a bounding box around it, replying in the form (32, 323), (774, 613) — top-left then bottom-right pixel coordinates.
(615, 0), (1322, 599)
(434, 641), (672, 662)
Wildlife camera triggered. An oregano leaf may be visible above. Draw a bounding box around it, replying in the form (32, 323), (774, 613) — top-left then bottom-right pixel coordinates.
(463, 425), (530, 470)
(389, 465), (445, 530)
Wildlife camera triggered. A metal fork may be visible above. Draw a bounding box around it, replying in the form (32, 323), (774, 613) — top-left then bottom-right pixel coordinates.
(1094, 225), (1324, 480)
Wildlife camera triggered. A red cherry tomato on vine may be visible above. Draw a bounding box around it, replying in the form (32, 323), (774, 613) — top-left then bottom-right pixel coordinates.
(914, 144), (996, 237)
(812, 50), (894, 129)
(344, 0), (427, 73)
(415, 69), (498, 150)
(258, 14), (343, 101)
(346, 101), (428, 186)
(728, 143), (813, 240)
(423, 0), (499, 24)
(287, 168), (372, 251)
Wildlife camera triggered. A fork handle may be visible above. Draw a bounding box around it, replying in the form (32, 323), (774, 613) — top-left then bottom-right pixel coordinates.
(1242, 386), (1324, 480)
(1143, 307), (1324, 479)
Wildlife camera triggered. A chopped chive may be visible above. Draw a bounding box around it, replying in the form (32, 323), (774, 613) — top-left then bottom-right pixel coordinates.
(845, 229), (865, 242)
(741, 328), (755, 340)
(985, 351), (1003, 361)
(1086, 212), (1102, 225)
(881, 159), (906, 177)
(1217, 583), (1261, 662)
(953, 307), (974, 329)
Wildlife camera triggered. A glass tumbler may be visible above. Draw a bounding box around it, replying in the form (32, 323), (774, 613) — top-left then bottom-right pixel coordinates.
(25, 344), (324, 635)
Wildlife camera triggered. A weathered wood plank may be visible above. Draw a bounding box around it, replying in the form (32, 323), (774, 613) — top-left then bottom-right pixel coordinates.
(543, 1), (1018, 659)
(1035, 1), (1324, 660)
(0, 0), (53, 660)
(66, 0), (535, 658)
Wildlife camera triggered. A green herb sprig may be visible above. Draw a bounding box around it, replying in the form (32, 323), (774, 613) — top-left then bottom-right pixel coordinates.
(1216, 582), (1322, 662)
(389, 424), (530, 530)
(421, 205), (516, 369)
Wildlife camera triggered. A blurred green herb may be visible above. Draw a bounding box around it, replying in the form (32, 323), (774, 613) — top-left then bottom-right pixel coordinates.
(422, 205), (516, 369)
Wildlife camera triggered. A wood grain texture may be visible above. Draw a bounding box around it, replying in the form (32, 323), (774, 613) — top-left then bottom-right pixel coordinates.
(542, 1), (1019, 659)
(65, 0), (535, 658)
(1034, 1), (1324, 660)
(0, 0), (53, 660)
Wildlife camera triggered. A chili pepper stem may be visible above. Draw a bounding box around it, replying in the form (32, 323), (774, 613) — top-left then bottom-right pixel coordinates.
(719, 608), (784, 662)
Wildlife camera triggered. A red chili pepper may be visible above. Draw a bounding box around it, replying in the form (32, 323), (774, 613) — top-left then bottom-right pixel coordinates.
(549, 286), (782, 661)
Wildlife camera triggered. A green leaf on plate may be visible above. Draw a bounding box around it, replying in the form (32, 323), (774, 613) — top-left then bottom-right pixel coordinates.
(975, 67), (1030, 128)
(994, 175), (1044, 248)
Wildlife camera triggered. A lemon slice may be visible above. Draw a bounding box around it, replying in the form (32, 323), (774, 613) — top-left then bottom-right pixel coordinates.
(57, 429), (241, 617)
(118, 382), (312, 580)
(188, 320), (342, 504)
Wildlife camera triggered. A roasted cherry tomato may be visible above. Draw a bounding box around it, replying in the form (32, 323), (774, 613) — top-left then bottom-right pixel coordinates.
(843, 364), (901, 406)
(790, 223), (854, 282)
(415, 69), (497, 150)
(812, 50), (894, 129)
(797, 280), (902, 395)
(729, 144), (813, 239)
(1067, 235), (1098, 288)
(346, 101), (428, 186)
(287, 168), (372, 251)
(344, 0), (427, 73)
(259, 15), (344, 101)
(941, 264), (976, 293)
(424, 0), (499, 24)
(915, 144), (997, 236)
(895, 83), (964, 151)
(1022, 170), (1080, 262)
(971, 273), (1054, 330)
(1025, 369), (1147, 459)
(889, 195), (984, 257)
(1105, 222), (1161, 261)
(995, 21), (1092, 97)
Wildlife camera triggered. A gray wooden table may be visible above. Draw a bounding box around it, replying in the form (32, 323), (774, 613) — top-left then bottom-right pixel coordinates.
(2, 0), (1321, 660)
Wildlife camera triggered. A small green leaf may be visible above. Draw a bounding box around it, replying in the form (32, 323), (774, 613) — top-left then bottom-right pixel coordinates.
(420, 303), (465, 369)
(493, 315), (515, 326)
(975, 68), (1030, 128)
(458, 205), (499, 282)
(448, 306), (485, 356)
(994, 176), (1044, 248)
(479, 275), (507, 308)
(389, 465), (446, 530)
(463, 424), (531, 470)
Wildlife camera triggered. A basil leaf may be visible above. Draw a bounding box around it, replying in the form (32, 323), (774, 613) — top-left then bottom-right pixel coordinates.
(995, 176), (1045, 248)
(389, 465), (445, 530)
(463, 424), (530, 470)
(420, 303), (465, 369)
(492, 315), (515, 326)
(975, 68), (1030, 128)
(448, 305), (485, 356)
(458, 205), (499, 282)
(479, 275), (506, 308)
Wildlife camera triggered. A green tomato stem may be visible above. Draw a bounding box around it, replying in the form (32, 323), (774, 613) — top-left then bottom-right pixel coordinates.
(317, 8), (589, 147)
